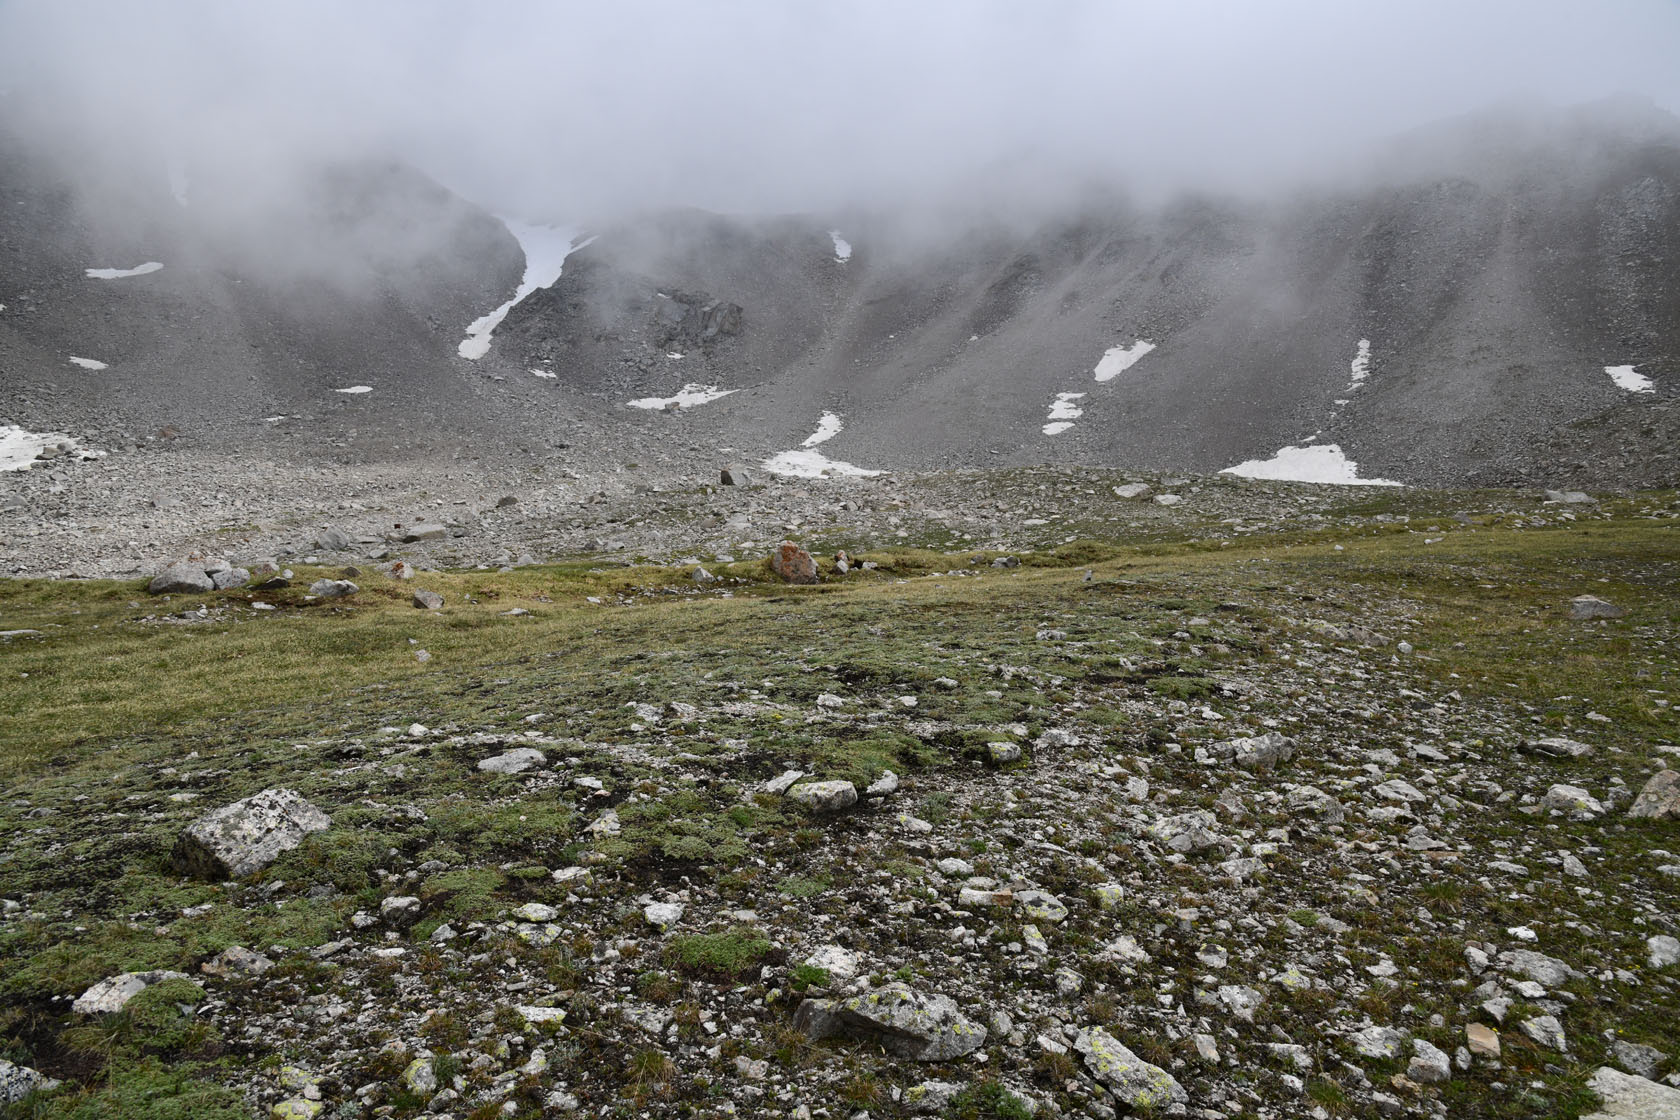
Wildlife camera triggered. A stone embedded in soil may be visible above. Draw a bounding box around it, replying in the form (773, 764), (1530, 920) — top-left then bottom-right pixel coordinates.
(1072, 1026), (1187, 1108)
(412, 589), (444, 609)
(307, 578), (358, 599)
(72, 970), (191, 1014)
(1585, 1066), (1680, 1120)
(0, 1058), (61, 1102)
(800, 983), (988, 1061)
(477, 747), (545, 774)
(1570, 594), (1624, 620)
(785, 780), (858, 812)
(171, 787), (331, 880)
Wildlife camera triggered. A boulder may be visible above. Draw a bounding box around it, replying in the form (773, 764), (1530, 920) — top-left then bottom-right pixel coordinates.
(1522, 736), (1595, 759)
(308, 579), (358, 599)
(1072, 1027), (1186, 1108)
(1584, 1066), (1680, 1120)
(172, 788), (331, 879)
(147, 562), (214, 594)
(770, 541), (818, 584)
(785, 780), (858, 813)
(0, 1058), (61, 1103)
(72, 970), (191, 1014)
(212, 567), (250, 590)
(383, 561), (415, 580)
(412, 589), (445, 610)
(1571, 595), (1624, 620)
(1544, 490), (1595, 504)
(720, 464), (756, 486)
(315, 528), (351, 551)
(799, 984), (987, 1060)
(1542, 783), (1604, 818)
(1649, 934), (1680, 968)
(1629, 770), (1680, 820)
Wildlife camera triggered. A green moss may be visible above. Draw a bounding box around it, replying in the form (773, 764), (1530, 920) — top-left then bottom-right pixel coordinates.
(667, 930), (772, 981)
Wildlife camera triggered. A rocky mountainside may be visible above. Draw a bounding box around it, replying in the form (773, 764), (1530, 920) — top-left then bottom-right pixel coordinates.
(1, 99), (1677, 491)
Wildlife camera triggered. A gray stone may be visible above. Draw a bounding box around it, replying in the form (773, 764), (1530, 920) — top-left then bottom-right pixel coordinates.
(402, 523), (448, 543)
(1523, 736), (1595, 759)
(904, 1080), (962, 1113)
(1499, 948), (1582, 987)
(1351, 1025), (1408, 1059)
(1149, 809), (1221, 853)
(986, 742), (1022, 765)
(307, 579), (358, 599)
(0, 1058), (60, 1103)
(316, 528), (351, 551)
(1520, 1014), (1568, 1052)
(1648, 934), (1680, 969)
(1629, 771), (1680, 820)
(212, 567), (250, 590)
(720, 464), (756, 486)
(478, 748), (545, 774)
(1287, 784), (1346, 823)
(412, 589), (444, 610)
(827, 984), (988, 1060)
(1585, 1066), (1680, 1120)
(1611, 1040), (1667, 1080)
(1545, 490), (1595, 504)
(1016, 889), (1068, 923)
(1542, 783), (1605, 818)
(1571, 595), (1624, 620)
(1408, 1039), (1452, 1084)
(172, 788), (331, 879)
(644, 901), (684, 929)
(785, 780), (858, 813)
(148, 561), (214, 594)
(200, 945), (274, 977)
(864, 770), (900, 797)
(1112, 483), (1150, 499)
(72, 970), (191, 1014)
(764, 769), (805, 795)
(1072, 1027), (1187, 1108)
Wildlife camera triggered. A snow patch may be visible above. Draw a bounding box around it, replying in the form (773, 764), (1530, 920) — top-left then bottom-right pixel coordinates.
(531, 369), (556, 379)
(1042, 392), (1084, 434)
(1221, 443), (1401, 487)
(803, 411), (844, 447)
(68, 357), (107, 370)
(86, 262), (162, 279)
(0, 424), (103, 471)
(763, 413), (880, 478)
(627, 384), (737, 410)
(335, 385), (373, 395)
(459, 221), (588, 360)
(1093, 340), (1155, 382)
(1348, 339), (1371, 389)
(1606, 364), (1654, 393)
(829, 231), (852, 262)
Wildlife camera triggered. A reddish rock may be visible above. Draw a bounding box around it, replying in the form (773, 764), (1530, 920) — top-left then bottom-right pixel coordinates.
(770, 541), (819, 584)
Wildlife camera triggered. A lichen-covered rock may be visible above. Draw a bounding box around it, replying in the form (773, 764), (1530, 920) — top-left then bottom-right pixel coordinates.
(0, 1058), (60, 1103)
(308, 578), (358, 599)
(769, 541), (818, 584)
(72, 970), (191, 1015)
(1072, 1027), (1186, 1108)
(172, 788), (331, 879)
(1629, 770), (1680, 820)
(828, 984), (988, 1060)
(785, 780), (858, 813)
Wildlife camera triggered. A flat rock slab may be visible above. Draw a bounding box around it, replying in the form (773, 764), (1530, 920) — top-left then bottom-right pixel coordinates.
(172, 788), (331, 879)
(1584, 1066), (1680, 1119)
(1073, 1027), (1187, 1108)
(478, 748), (545, 774)
(72, 970), (190, 1015)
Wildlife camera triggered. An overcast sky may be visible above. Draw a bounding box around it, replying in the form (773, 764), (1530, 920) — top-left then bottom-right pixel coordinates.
(4, 0), (1679, 221)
